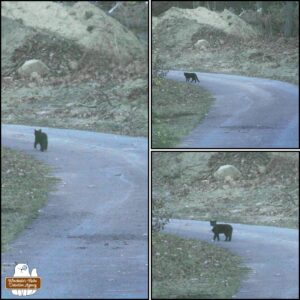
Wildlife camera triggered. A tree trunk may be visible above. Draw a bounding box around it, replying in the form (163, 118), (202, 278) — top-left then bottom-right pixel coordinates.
(284, 1), (295, 37)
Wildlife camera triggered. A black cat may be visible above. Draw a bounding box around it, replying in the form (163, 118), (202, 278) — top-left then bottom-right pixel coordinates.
(184, 72), (200, 83)
(34, 129), (48, 152)
(210, 220), (233, 242)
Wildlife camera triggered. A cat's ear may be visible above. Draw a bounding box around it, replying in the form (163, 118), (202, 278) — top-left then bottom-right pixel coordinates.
(15, 261), (18, 266)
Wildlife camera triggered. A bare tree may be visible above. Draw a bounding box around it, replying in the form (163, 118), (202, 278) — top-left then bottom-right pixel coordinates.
(256, 1), (264, 13)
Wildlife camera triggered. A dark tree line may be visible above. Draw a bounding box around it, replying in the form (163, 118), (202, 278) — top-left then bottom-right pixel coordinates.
(152, 1), (266, 15)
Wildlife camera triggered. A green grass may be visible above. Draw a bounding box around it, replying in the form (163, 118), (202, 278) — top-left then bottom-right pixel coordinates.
(152, 232), (249, 299)
(152, 79), (214, 148)
(1, 147), (59, 251)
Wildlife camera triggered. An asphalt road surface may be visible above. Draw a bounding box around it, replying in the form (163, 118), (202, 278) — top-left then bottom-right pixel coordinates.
(1, 124), (148, 299)
(163, 219), (299, 299)
(166, 71), (299, 148)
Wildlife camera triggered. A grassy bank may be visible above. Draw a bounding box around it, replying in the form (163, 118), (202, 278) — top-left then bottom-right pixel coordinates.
(1, 147), (59, 251)
(152, 79), (214, 148)
(152, 232), (249, 299)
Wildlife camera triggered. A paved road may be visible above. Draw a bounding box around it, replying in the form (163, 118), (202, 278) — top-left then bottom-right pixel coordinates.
(1, 124), (148, 299)
(163, 219), (299, 299)
(166, 71), (299, 148)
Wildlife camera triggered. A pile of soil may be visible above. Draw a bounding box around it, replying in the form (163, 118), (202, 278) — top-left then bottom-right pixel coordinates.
(153, 6), (298, 84)
(153, 6), (257, 56)
(1, 1), (148, 137)
(6, 27), (84, 77)
(154, 6), (257, 38)
(2, 1), (144, 68)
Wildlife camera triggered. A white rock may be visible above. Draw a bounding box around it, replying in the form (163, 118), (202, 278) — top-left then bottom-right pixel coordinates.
(17, 59), (49, 78)
(214, 165), (242, 181)
(194, 39), (210, 50)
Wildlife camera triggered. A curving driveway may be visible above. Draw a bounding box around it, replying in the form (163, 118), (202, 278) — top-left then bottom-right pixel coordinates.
(1, 124), (148, 299)
(163, 219), (299, 299)
(167, 71), (299, 148)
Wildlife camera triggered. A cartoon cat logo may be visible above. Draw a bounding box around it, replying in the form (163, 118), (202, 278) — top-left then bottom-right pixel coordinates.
(11, 263), (38, 296)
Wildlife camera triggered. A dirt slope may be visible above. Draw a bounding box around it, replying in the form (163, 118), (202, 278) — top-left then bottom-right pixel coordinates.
(2, 1), (144, 64)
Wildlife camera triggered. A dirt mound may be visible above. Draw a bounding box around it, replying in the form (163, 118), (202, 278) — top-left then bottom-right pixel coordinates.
(157, 7), (257, 38)
(10, 30), (83, 77)
(1, 2), (148, 137)
(1, 1), (144, 66)
(153, 5), (298, 84)
(153, 6), (258, 63)
(153, 6), (258, 52)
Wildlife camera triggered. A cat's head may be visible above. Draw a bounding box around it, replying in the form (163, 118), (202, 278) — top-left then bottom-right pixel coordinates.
(34, 129), (42, 135)
(210, 220), (217, 226)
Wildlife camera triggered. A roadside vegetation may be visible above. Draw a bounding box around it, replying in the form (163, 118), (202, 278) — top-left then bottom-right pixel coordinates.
(1, 147), (59, 251)
(152, 80), (214, 148)
(152, 232), (249, 299)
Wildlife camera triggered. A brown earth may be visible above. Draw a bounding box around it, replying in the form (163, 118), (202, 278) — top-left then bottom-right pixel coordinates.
(1, 1), (148, 136)
(153, 6), (298, 84)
